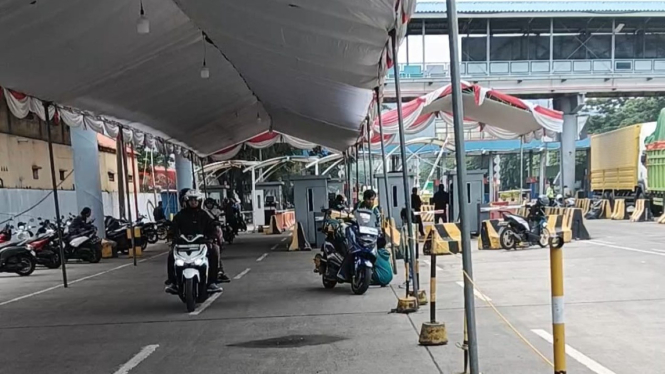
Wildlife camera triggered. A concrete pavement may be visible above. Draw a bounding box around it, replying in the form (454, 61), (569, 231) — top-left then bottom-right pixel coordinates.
(0, 220), (663, 373)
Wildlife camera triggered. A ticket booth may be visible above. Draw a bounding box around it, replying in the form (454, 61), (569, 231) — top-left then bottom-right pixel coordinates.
(376, 172), (414, 227)
(291, 175), (330, 245)
(445, 170), (486, 234)
(255, 181), (284, 227)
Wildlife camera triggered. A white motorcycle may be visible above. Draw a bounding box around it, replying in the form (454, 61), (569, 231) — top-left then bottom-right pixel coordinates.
(169, 234), (220, 312)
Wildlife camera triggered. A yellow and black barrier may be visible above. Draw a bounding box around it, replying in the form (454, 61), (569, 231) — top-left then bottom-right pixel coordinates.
(288, 222), (311, 251)
(101, 239), (115, 259)
(658, 213), (665, 224)
(382, 217), (401, 247)
(629, 199), (650, 222)
(563, 208), (590, 240)
(478, 219), (503, 250)
(126, 226), (142, 258)
(264, 215), (282, 235)
(611, 199), (627, 220)
(423, 223), (462, 255)
(547, 215), (572, 243)
(575, 198), (591, 216)
(599, 199), (612, 219)
(516, 207), (528, 217)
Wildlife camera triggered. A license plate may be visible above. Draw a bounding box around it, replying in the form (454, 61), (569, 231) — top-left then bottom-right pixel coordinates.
(358, 226), (378, 235)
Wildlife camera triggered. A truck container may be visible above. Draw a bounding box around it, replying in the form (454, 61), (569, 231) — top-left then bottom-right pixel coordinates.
(590, 122), (656, 205)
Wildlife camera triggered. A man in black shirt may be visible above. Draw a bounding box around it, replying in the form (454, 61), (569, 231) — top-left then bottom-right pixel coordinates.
(411, 187), (425, 236)
(70, 207), (94, 234)
(433, 184), (449, 224)
(165, 189), (222, 293)
(153, 201), (166, 222)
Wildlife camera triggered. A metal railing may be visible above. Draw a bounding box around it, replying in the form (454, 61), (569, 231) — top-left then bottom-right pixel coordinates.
(390, 59), (665, 79)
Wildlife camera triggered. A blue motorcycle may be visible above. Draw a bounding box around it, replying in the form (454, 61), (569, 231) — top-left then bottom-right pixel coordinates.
(314, 209), (379, 295)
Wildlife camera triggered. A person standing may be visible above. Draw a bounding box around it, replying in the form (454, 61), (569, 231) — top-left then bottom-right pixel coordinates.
(411, 187), (425, 236)
(433, 184), (449, 223)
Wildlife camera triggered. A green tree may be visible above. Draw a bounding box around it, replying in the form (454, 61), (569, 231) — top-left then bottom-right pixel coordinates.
(585, 97), (665, 134)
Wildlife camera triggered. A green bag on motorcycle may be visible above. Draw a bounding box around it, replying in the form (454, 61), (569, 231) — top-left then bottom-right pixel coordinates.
(371, 248), (393, 286)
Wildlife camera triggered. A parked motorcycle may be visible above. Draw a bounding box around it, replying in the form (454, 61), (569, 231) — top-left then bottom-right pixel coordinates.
(498, 210), (549, 250)
(166, 234), (221, 312)
(0, 223), (12, 243)
(60, 222), (102, 263)
(28, 219), (62, 269)
(105, 216), (148, 254)
(136, 215), (158, 244)
(155, 220), (170, 241)
(0, 222), (36, 276)
(314, 208), (378, 295)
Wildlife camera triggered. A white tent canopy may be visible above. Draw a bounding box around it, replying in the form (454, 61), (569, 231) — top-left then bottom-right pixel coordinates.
(0, 0), (415, 155)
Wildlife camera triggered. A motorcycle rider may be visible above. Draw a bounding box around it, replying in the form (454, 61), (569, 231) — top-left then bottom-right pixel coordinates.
(70, 207), (94, 234)
(204, 198), (223, 219)
(165, 189), (224, 294)
(153, 201), (166, 222)
(354, 189), (382, 227)
(203, 197), (231, 283)
(331, 194), (348, 211)
(527, 195), (549, 233)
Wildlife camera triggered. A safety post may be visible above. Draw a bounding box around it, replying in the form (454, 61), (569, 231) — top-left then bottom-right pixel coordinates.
(418, 253), (447, 345)
(549, 235), (566, 374)
(394, 224), (417, 313)
(127, 226), (142, 258)
(408, 222), (427, 305)
(119, 128), (137, 266)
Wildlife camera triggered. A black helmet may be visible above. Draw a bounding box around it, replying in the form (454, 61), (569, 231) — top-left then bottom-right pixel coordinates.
(204, 197), (215, 206)
(81, 207), (91, 216)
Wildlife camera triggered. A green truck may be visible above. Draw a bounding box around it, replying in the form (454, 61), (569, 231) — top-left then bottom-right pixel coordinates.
(645, 108), (665, 216)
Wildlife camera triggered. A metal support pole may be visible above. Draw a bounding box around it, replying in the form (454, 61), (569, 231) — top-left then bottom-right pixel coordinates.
(520, 136), (525, 202)
(549, 237), (566, 374)
(344, 152), (351, 204)
(120, 130), (137, 266)
(355, 144), (360, 201)
(150, 149), (158, 208)
(202, 158), (209, 199)
(130, 143), (140, 219)
(391, 32), (418, 298)
(376, 89), (397, 275)
(429, 255), (437, 321)
(367, 123), (374, 188)
(116, 136), (126, 219)
(44, 102), (68, 288)
(445, 0), (480, 371)
(190, 154), (197, 190)
(488, 152), (494, 203)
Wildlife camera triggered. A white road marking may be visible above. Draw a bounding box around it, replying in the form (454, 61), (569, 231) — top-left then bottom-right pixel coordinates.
(281, 237), (288, 242)
(456, 281), (492, 302)
(189, 292), (223, 316)
(113, 344), (160, 374)
(234, 268), (251, 280)
(532, 329), (617, 374)
(0, 251), (169, 307)
(270, 243), (279, 251)
(588, 240), (665, 257)
(421, 259), (444, 271)
(256, 253), (269, 262)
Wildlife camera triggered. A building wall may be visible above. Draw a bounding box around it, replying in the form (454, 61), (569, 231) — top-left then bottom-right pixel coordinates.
(0, 97), (140, 192)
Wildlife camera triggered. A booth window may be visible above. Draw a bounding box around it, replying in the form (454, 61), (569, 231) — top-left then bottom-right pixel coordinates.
(467, 183), (471, 204)
(128, 175), (133, 183)
(108, 172), (115, 182)
(59, 169), (67, 181)
(307, 189), (314, 212)
(392, 186), (398, 207)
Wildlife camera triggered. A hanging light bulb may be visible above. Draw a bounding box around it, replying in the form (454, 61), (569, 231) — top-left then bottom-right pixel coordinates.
(200, 32), (210, 79)
(200, 60), (210, 79)
(137, 0), (150, 34)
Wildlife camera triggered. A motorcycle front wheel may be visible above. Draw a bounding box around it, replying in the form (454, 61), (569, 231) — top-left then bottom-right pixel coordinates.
(45, 253), (62, 269)
(184, 278), (196, 312)
(322, 277), (337, 289)
(87, 246), (102, 263)
(351, 266), (372, 295)
(538, 228), (551, 248)
(147, 233), (158, 244)
(498, 227), (517, 250)
(157, 228), (168, 241)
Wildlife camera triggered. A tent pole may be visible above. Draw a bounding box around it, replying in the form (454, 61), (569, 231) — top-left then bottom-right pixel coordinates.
(390, 32), (418, 298)
(355, 144), (360, 202)
(150, 149), (158, 208)
(130, 143), (140, 219)
(375, 88), (397, 275)
(367, 121), (374, 188)
(444, 0), (480, 371)
(44, 102), (68, 288)
(120, 129), (137, 267)
(190, 154), (197, 190)
(202, 158), (209, 199)
(520, 136), (524, 202)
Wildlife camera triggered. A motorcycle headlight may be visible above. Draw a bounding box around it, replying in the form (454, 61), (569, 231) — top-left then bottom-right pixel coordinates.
(30, 250), (36, 257)
(194, 258), (204, 266)
(175, 259), (185, 267)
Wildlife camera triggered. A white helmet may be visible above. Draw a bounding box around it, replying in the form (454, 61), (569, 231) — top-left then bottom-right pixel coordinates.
(184, 189), (203, 203)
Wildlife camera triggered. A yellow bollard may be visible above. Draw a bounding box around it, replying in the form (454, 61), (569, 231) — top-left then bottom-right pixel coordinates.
(549, 235), (566, 374)
(127, 227), (142, 258)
